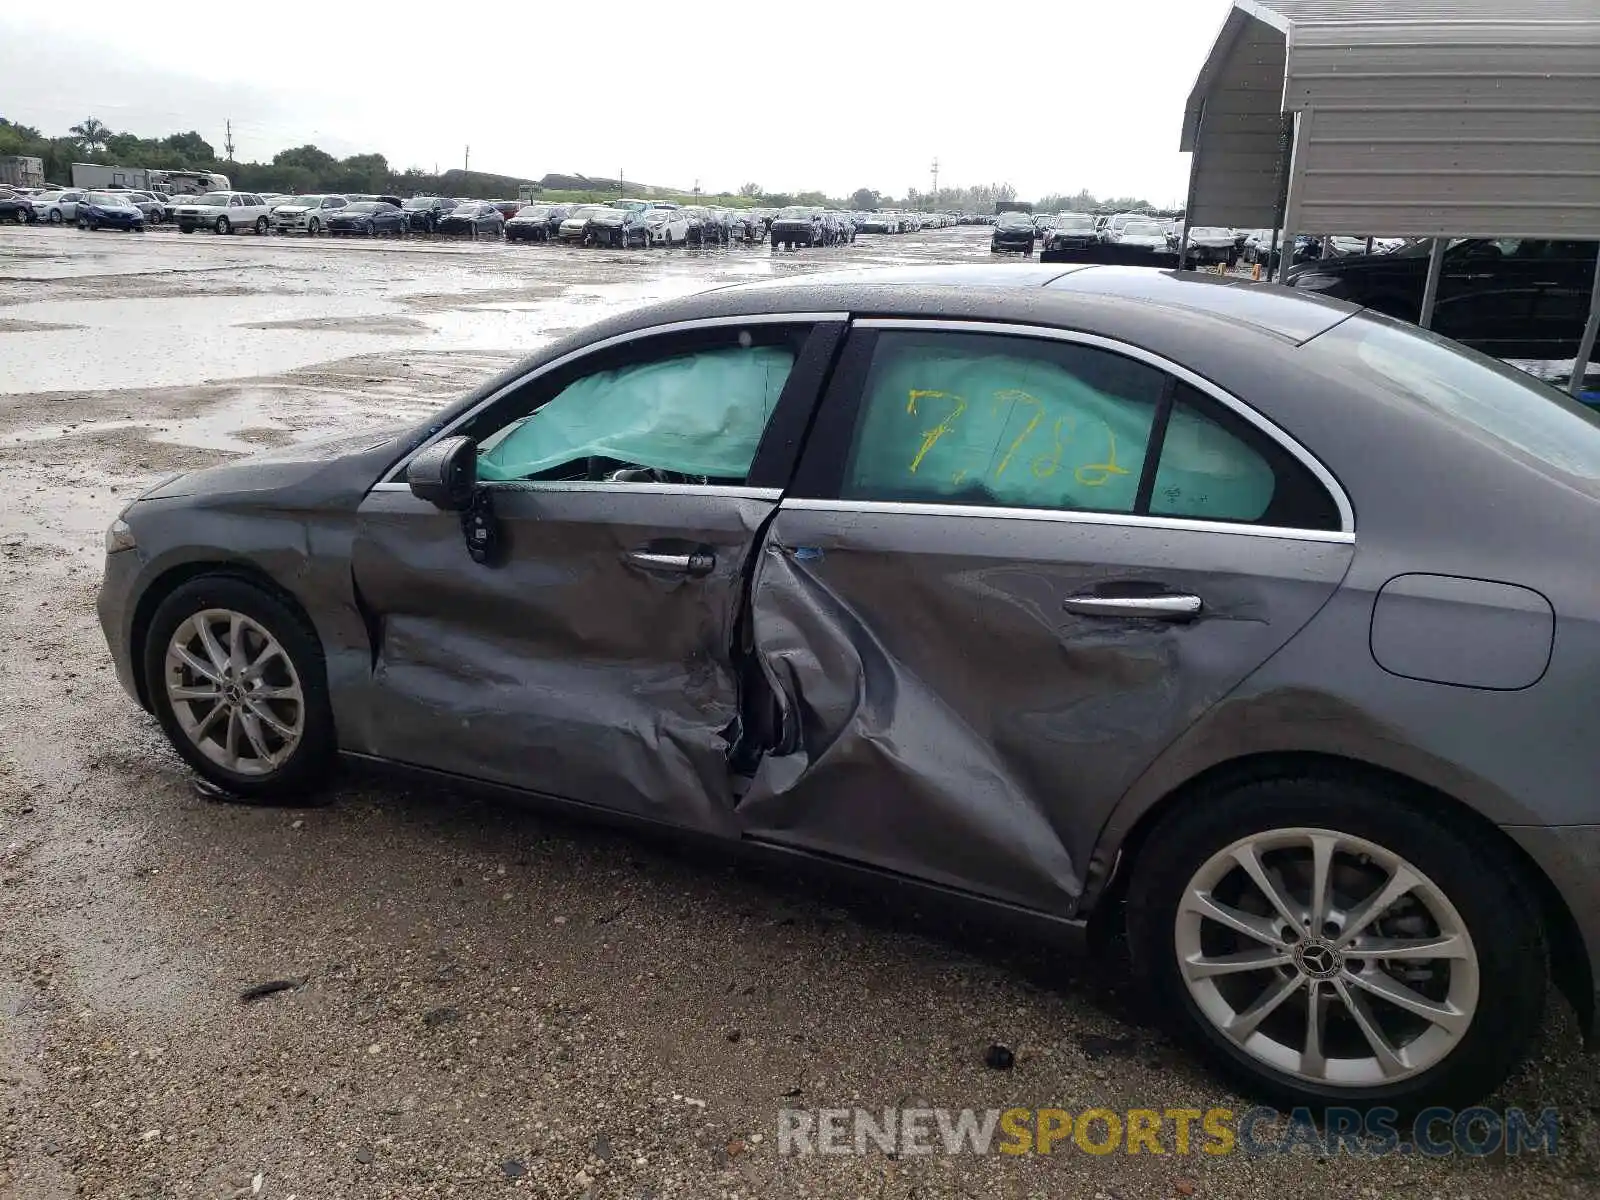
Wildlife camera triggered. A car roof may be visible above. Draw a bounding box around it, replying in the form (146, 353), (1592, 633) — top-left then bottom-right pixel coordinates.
(721, 264), (1356, 345)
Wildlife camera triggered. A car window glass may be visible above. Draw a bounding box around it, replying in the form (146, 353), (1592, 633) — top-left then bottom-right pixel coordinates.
(841, 331), (1165, 514)
(476, 343), (798, 486)
(1150, 396), (1276, 523)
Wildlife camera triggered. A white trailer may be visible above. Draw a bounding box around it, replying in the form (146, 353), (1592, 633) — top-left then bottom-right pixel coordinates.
(0, 156), (46, 188)
(71, 162), (152, 190)
(148, 169), (230, 195)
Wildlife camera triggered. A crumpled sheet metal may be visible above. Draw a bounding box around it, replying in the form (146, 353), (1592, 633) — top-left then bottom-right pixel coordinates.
(736, 540), (1084, 911)
(734, 508), (1354, 915)
(347, 488), (775, 837)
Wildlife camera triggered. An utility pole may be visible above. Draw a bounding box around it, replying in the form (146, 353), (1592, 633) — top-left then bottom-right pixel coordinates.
(464, 145), (470, 173)
(930, 157), (938, 211)
(693, 178), (700, 198)
(619, 168), (624, 196)
(224, 119), (235, 164)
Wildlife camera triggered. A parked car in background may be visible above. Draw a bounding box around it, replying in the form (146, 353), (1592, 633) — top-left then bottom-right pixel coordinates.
(271, 194), (351, 235)
(1042, 213), (1099, 252)
(1289, 237), (1600, 361)
(400, 196), (459, 233)
(1241, 229), (1279, 264)
(641, 204), (690, 247)
(505, 204), (570, 242)
(30, 189), (86, 224)
(0, 187), (32, 223)
(1099, 212), (1147, 242)
(437, 201), (505, 239)
(770, 206), (825, 249)
(1111, 218), (1171, 253)
(121, 191), (167, 225)
(1182, 226), (1238, 267)
(488, 200), (522, 222)
(726, 210), (763, 243)
(76, 191), (144, 232)
(990, 209), (1037, 254)
(175, 192), (274, 235)
(324, 200), (408, 237)
(685, 207), (722, 247)
(557, 205), (607, 243)
(859, 212), (894, 234)
(587, 200), (652, 248)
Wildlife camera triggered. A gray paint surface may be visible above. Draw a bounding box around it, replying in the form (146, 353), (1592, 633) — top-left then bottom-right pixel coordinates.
(96, 265), (1600, 1033)
(1370, 573), (1554, 690)
(1184, 1), (1600, 237)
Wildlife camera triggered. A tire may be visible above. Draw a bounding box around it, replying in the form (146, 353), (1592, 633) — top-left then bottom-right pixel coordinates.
(180, 225), (195, 234)
(308, 218), (320, 236)
(77, 218), (87, 231)
(215, 216), (231, 235)
(144, 575), (336, 801)
(1125, 775), (1545, 1115)
(255, 216), (269, 235)
(771, 234), (780, 251)
(49, 210), (63, 224)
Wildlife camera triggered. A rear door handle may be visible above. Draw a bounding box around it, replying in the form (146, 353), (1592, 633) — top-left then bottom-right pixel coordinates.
(1063, 593), (1203, 620)
(627, 550), (716, 577)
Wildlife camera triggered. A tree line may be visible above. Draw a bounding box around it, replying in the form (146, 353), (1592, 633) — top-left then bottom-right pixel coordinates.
(2, 116), (1161, 212)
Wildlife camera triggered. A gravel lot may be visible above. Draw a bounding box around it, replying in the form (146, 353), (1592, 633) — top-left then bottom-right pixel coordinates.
(1, 224), (1597, 1199)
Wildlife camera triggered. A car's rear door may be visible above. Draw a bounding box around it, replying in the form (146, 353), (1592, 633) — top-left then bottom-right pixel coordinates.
(347, 315), (844, 833)
(736, 320), (1356, 913)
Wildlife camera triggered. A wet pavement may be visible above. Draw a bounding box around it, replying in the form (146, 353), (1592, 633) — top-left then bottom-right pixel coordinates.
(1, 224), (1597, 1200)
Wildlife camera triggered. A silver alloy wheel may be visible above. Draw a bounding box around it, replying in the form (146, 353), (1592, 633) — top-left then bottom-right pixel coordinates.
(1175, 827), (1478, 1087)
(163, 608), (305, 777)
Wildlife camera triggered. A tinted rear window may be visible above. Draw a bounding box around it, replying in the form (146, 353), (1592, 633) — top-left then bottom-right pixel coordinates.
(1314, 315), (1600, 480)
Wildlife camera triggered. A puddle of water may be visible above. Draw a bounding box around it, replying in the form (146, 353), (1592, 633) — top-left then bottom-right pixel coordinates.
(8, 390), (343, 453)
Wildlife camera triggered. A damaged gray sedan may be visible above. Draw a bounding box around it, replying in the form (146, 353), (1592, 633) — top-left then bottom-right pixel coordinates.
(99, 264), (1600, 1113)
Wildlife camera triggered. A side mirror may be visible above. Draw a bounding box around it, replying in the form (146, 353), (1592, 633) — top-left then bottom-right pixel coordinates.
(407, 434), (478, 510)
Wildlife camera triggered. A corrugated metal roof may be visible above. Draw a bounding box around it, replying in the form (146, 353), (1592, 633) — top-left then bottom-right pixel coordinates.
(1182, 1), (1600, 237)
(1239, 0), (1599, 25)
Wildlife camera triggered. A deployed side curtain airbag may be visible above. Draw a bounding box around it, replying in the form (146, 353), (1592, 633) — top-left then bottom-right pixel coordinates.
(477, 346), (797, 481)
(842, 342), (1157, 513)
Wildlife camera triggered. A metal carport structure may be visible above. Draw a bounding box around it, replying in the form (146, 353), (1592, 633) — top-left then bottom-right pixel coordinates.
(1179, 0), (1600, 395)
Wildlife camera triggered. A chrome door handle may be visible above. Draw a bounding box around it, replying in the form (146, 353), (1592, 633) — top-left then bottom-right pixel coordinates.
(1063, 593), (1203, 620)
(627, 550), (716, 576)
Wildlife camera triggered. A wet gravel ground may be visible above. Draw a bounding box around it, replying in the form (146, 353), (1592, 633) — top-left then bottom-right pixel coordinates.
(1, 224), (1597, 1199)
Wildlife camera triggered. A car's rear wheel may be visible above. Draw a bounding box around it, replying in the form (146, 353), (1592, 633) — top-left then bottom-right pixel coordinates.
(255, 216), (268, 234)
(215, 216), (231, 235)
(145, 576), (336, 800)
(49, 210), (63, 224)
(1127, 775), (1545, 1114)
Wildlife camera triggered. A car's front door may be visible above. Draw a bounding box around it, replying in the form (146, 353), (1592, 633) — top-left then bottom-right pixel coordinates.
(736, 321), (1356, 913)
(348, 316), (843, 832)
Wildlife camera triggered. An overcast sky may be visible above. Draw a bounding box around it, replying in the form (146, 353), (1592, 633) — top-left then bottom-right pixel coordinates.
(1, 3), (1231, 202)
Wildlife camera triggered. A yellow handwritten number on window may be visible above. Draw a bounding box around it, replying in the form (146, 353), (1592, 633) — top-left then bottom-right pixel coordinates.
(905, 389), (966, 473)
(1075, 423), (1131, 487)
(991, 390), (1043, 481)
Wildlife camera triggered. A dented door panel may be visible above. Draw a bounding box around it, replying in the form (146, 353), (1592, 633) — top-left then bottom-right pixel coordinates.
(349, 484), (777, 833)
(737, 505), (1353, 913)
